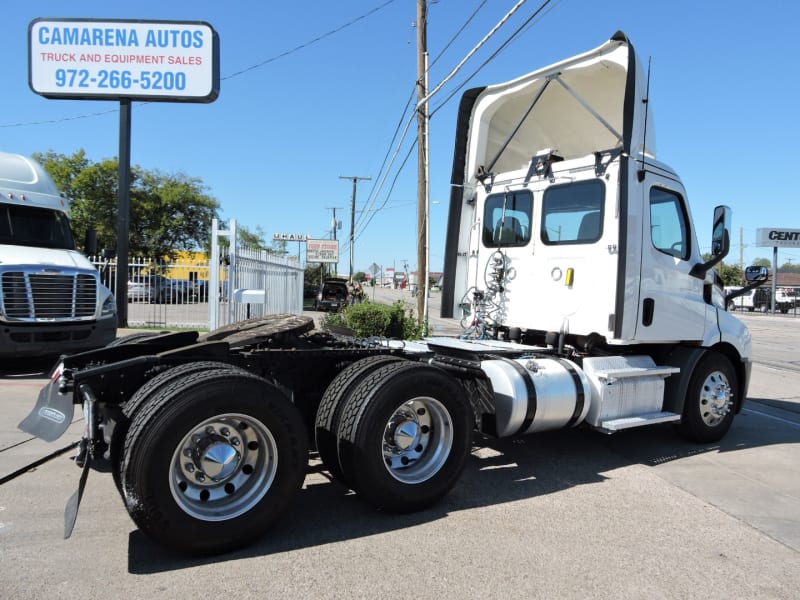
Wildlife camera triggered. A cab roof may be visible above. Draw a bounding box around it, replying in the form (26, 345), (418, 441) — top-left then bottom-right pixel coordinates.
(0, 152), (67, 210)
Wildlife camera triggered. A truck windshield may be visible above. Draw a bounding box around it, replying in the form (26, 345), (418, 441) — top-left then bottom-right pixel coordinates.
(0, 203), (75, 250)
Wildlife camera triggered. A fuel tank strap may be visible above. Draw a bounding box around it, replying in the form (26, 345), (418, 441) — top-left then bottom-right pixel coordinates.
(497, 357), (537, 434)
(555, 358), (586, 427)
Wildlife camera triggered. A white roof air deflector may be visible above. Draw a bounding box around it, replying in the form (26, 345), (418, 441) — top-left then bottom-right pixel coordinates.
(552, 75), (623, 143)
(466, 33), (654, 183)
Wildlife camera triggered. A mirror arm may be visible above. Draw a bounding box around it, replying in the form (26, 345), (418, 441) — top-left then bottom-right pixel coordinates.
(725, 279), (766, 305)
(689, 230), (730, 279)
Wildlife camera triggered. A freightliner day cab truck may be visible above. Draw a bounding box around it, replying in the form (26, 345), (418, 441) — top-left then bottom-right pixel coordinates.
(19, 32), (766, 556)
(0, 152), (116, 357)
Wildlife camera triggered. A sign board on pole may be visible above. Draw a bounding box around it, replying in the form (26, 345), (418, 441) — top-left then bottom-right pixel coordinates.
(756, 228), (800, 248)
(306, 239), (339, 263)
(28, 18), (219, 102)
(273, 233), (309, 242)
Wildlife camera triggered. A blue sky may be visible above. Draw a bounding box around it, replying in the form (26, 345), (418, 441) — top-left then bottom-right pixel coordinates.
(4, 1), (800, 274)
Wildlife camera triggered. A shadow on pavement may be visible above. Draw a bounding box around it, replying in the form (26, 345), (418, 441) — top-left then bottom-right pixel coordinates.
(125, 407), (800, 574)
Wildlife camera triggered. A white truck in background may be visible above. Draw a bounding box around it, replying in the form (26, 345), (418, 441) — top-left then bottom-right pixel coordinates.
(19, 32), (767, 557)
(0, 152), (116, 357)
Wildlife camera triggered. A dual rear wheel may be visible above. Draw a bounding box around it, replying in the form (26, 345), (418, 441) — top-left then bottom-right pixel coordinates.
(316, 358), (474, 513)
(118, 367), (308, 556)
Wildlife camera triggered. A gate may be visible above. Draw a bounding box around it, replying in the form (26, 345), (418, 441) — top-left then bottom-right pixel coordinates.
(91, 218), (304, 330)
(208, 219), (304, 330)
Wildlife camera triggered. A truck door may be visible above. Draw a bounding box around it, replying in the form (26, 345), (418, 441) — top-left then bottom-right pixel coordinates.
(635, 174), (706, 341)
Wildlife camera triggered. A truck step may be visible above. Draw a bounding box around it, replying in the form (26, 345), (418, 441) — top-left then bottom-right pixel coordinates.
(598, 411), (681, 433)
(593, 366), (679, 381)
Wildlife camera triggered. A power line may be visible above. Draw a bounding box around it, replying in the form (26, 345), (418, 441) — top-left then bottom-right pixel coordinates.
(222, 0), (398, 81)
(431, 0), (563, 117)
(355, 0), (491, 233)
(356, 0), (560, 243)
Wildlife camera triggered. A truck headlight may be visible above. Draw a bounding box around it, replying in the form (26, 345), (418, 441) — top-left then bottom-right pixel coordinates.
(101, 294), (117, 316)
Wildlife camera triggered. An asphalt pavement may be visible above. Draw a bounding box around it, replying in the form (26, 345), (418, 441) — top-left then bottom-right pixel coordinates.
(1, 306), (799, 599)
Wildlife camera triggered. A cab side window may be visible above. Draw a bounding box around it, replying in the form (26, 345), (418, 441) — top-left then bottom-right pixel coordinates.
(650, 187), (690, 260)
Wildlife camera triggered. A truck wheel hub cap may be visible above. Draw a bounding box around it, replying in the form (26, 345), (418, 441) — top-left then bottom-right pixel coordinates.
(169, 413), (278, 522)
(381, 397), (454, 484)
(199, 440), (240, 480)
(699, 371), (732, 426)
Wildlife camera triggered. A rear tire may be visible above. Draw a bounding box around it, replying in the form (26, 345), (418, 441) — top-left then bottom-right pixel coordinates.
(336, 362), (472, 513)
(678, 352), (737, 443)
(315, 355), (405, 484)
(119, 369), (308, 556)
(109, 361), (240, 490)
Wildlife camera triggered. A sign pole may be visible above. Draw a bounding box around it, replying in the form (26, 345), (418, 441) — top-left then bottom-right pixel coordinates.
(115, 99), (131, 327)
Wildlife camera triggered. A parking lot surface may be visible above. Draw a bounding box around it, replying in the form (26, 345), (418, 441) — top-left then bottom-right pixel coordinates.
(1, 311), (799, 599)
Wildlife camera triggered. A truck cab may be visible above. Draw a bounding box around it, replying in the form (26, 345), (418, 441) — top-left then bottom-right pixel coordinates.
(441, 32), (745, 352)
(0, 152), (116, 357)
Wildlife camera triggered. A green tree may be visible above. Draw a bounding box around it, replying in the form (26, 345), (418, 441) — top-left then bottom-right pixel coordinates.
(304, 263), (324, 290)
(752, 257), (771, 267)
(718, 262), (743, 286)
(35, 150), (219, 258)
(238, 225), (268, 250)
(33, 149), (89, 195)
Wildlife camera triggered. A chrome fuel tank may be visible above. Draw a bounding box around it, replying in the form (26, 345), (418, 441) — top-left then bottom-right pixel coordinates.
(480, 357), (591, 437)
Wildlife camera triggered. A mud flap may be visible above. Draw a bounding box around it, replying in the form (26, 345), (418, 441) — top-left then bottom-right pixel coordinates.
(64, 439), (91, 539)
(18, 379), (75, 443)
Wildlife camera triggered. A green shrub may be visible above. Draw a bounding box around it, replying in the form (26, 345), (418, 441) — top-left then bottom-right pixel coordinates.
(320, 300), (427, 339)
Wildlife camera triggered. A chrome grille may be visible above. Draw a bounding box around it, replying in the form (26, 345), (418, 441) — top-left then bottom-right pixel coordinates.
(1, 270), (97, 320)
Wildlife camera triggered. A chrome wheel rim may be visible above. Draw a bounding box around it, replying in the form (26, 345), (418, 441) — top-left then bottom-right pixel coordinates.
(699, 371), (732, 427)
(382, 396), (453, 484)
(168, 413), (277, 521)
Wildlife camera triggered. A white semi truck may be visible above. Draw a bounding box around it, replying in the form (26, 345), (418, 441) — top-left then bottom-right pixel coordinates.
(0, 152), (117, 357)
(19, 32), (764, 556)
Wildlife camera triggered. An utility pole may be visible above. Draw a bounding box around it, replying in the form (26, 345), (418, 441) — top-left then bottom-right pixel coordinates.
(339, 175), (371, 282)
(416, 0), (429, 327)
(326, 206), (343, 276)
(739, 226), (745, 270)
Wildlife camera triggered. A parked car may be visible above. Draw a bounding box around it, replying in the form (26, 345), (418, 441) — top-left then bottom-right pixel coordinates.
(127, 274), (168, 303)
(127, 275), (191, 304)
(315, 277), (349, 311)
(192, 280), (209, 302)
(753, 287), (797, 313)
(160, 279), (193, 304)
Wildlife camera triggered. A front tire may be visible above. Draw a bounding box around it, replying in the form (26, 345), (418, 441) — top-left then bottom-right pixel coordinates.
(336, 362), (472, 513)
(119, 369), (308, 555)
(678, 352), (737, 443)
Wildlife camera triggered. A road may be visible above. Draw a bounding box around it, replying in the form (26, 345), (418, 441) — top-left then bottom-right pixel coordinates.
(1, 311), (798, 599)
